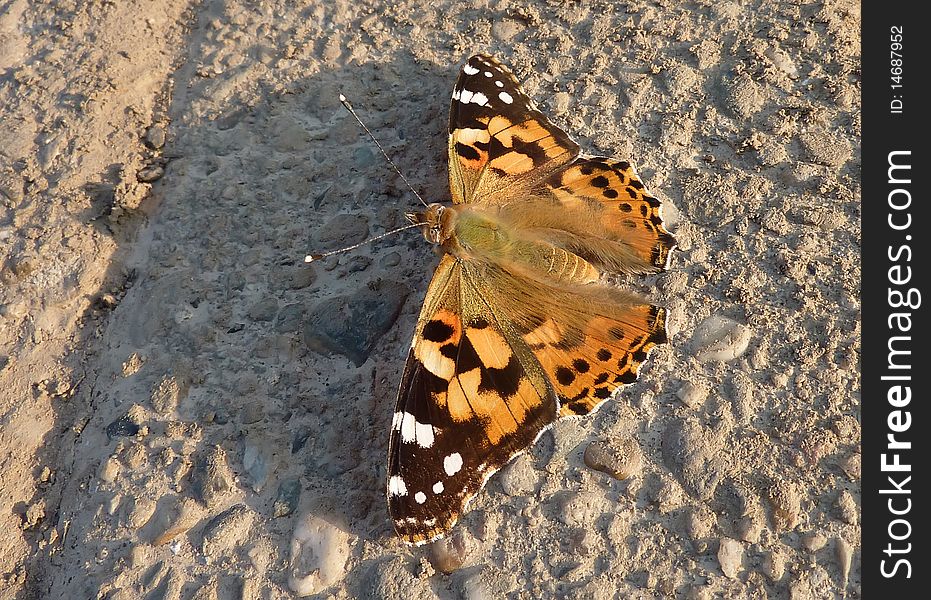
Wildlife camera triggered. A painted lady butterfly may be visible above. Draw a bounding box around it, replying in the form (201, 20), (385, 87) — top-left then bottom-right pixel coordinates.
(387, 54), (676, 545)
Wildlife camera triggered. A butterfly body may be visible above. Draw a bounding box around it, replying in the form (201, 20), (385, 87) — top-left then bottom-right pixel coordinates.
(388, 54), (676, 545)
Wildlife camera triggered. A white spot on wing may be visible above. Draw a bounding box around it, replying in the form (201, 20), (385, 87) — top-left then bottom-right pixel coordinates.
(415, 421), (435, 448)
(463, 64), (479, 75)
(459, 89), (474, 104)
(444, 452), (463, 476)
(388, 476), (408, 496)
(415, 491), (427, 504)
(471, 91), (488, 105)
(392, 412), (403, 431)
(484, 71), (493, 77)
(433, 481), (444, 494)
(499, 91), (514, 104)
(495, 80), (504, 88)
(400, 412), (416, 443)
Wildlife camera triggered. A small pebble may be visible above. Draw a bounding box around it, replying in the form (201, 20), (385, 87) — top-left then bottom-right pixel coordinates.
(836, 490), (858, 525)
(150, 375), (183, 414)
(583, 437), (643, 481)
(106, 415), (140, 439)
(459, 566), (495, 600)
(153, 498), (202, 546)
(126, 497), (157, 530)
(121, 443), (148, 469)
(835, 538), (853, 586)
(428, 533), (468, 574)
(675, 381), (707, 408)
(717, 537), (743, 578)
(684, 506), (714, 540)
(145, 124), (167, 149)
(498, 453), (537, 496)
(242, 443), (270, 492)
(99, 456), (121, 483)
(121, 353), (144, 377)
(768, 481), (801, 531)
(288, 514), (351, 597)
(763, 549), (785, 581)
(690, 315), (751, 362)
(248, 298), (279, 322)
(273, 479), (301, 518)
(839, 453), (860, 481)
(201, 504), (255, 560)
(135, 164), (163, 183)
(379, 251), (401, 268)
(736, 513), (763, 544)
(802, 532), (827, 552)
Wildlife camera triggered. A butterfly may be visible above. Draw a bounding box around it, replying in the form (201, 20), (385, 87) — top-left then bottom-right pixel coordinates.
(386, 54), (676, 545)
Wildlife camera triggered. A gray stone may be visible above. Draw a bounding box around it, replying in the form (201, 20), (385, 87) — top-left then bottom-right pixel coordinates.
(276, 303), (305, 333)
(248, 298), (279, 322)
(288, 514), (352, 596)
(717, 537), (743, 578)
(242, 443), (270, 492)
(583, 437), (643, 481)
(690, 315), (751, 362)
(145, 124), (167, 149)
(313, 213), (369, 253)
(498, 453), (537, 496)
(353, 146), (376, 168)
(273, 479), (301, 518)
(303, 280), (409, 366)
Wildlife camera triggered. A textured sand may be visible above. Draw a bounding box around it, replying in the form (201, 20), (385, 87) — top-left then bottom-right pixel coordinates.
(1, 1), (860, 598)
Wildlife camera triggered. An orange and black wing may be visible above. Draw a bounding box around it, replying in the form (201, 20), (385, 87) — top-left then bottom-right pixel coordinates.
(447, 54), (579, 205)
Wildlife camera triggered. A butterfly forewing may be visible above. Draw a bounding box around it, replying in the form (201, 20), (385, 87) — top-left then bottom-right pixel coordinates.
(387, 256), (559, 545)
(448, 54), (580, 205)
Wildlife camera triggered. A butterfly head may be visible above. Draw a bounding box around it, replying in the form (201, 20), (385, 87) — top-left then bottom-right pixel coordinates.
(406, 203), (456, 246)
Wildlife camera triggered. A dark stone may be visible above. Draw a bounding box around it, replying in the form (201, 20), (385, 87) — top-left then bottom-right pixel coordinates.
(273, 479), (302, 518)
(303, 280), (409, 366)
(106, 416), (139, 439)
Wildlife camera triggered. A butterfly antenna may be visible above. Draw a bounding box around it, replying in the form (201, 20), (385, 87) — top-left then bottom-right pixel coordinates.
(338, 93), (429, 207)
(305, 221), (423, 263)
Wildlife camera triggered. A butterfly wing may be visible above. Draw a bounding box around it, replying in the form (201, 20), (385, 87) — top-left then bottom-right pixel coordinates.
(448, 54), (579, 205)
(499, 268), (668, 418)
(540, 156), (677, 271)
(387, 255), (559, 545)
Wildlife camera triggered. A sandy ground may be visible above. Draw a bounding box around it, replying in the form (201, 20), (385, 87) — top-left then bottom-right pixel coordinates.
(1, 0), (861, 598)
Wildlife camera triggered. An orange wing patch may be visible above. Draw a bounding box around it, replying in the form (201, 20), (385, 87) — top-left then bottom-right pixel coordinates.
(523, 305), (667, 417)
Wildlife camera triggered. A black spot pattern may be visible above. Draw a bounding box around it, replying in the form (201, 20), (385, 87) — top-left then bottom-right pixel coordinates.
(555, 366), (575, 385)
(423, 319), (455, 342)
(597, 348), (612, 361)
(478, 355), (523, 398)
(455, 142), (481, 161)
(572, 358), (590, 373)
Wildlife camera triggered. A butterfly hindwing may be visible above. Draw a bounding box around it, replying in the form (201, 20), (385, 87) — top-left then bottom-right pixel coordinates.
(543, 157), (677, 271)
(448, 54), (580, 205)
